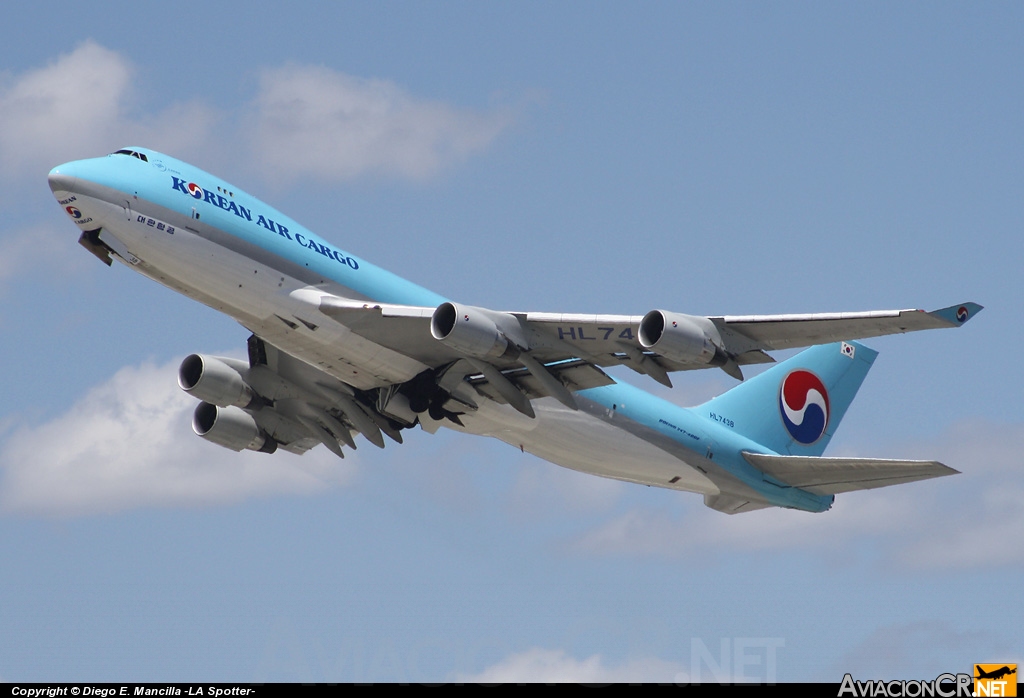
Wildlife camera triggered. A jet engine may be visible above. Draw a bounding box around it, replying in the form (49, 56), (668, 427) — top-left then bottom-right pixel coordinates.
(430, 302), (526, 360)
(638, 310), (725, 365)
(178, 354), (256, 408)
(192, 402), (276, 453)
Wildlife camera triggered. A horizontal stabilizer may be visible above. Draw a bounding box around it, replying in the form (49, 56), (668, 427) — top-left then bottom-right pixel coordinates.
(743, 452), (959, 496)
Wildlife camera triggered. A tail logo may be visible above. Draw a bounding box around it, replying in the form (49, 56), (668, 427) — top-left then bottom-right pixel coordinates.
(779, 370), (830, 444)
(956, 305), (969, 323)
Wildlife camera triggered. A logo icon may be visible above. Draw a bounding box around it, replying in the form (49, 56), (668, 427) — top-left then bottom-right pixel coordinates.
(841, 342), (856, 359)
(957, 306), (970, 323)
(187, 182), (204, 199)
(65, 206), (82, 219)
(779, 370), (830, 444)
(974, 664), (1016, 697)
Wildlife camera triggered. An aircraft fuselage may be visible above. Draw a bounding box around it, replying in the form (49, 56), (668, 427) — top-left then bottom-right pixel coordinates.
(46, 148), (845, 513)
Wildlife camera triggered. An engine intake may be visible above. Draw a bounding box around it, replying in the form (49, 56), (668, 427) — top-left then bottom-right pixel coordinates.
(638, 311), (724, 365)
(192, 402), (276, 453)
(430, 302), (526, 360)
(178, 354), (255, 408)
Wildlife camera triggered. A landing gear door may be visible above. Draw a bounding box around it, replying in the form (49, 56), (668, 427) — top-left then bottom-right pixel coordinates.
(98, 229), (141, 266)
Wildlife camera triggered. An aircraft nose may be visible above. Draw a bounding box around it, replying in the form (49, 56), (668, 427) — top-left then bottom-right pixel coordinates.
(48, 165), (79, 195)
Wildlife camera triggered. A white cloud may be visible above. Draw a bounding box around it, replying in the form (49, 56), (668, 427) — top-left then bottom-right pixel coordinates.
(0, 357), (355, 516)
(0, 42), (129, 171)
(571, 421), (1024, 570)
(452, 647), (688, 683)
(0, 41), (217, 179)
(247, 65), (514, 181)
(0, 43), (512, 188)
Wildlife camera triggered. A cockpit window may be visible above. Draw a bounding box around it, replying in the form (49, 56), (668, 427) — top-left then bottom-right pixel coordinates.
(112, 149), (149, 162)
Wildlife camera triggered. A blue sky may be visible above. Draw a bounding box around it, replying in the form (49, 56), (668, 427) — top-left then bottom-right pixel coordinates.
(1, 2), (1021, 682)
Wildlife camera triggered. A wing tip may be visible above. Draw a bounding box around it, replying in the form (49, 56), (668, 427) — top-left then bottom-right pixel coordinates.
(928, 302), (984, 327)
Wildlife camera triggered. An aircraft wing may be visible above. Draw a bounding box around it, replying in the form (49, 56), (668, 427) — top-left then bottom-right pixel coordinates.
(312, 293), (982, 393)
(315, 296), (746, 391)
(712, 302), (983, 351)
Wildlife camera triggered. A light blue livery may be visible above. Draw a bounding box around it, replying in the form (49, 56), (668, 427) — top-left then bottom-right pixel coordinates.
(48, 148), (981, 514)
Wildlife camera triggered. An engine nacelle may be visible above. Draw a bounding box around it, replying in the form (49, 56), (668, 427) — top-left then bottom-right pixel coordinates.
(192, 402), (276, 453)
(178, 354), (255, 408)
(638, 311), (724, 365)
(430, 302), (526, 360)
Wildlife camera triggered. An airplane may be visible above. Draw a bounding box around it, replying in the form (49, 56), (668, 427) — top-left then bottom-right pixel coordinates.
(47, 147), (982, 514)
(975, 666), (1016, 681)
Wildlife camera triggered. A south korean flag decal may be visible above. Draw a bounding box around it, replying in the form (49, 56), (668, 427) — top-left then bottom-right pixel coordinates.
(840, 342), (856, 359)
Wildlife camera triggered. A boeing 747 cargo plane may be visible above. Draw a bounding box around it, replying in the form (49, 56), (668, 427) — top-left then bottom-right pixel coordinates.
(48, 148), (981, 514)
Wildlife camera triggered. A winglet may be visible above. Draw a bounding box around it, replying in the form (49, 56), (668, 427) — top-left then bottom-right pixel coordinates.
(928, 302), (983, 327)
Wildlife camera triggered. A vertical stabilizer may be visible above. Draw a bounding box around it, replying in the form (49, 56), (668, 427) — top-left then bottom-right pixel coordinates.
(696, 341), (877, 456)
